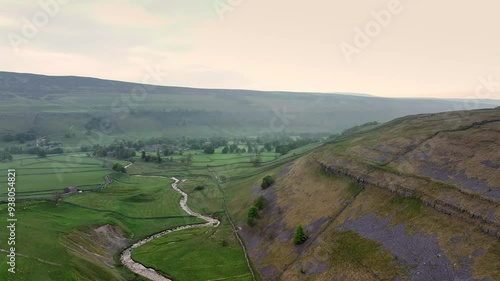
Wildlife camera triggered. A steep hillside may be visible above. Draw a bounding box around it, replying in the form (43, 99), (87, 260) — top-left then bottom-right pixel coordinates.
(240, 107), (500, 280)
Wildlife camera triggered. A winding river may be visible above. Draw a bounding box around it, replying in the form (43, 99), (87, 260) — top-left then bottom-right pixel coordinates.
(120, 176), (220, 281)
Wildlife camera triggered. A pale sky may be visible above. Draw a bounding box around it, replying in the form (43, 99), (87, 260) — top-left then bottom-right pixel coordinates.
(1, 0), (499, 98)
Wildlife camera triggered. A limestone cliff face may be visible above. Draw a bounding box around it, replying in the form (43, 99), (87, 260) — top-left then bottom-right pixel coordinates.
(243, 108), (500, 281)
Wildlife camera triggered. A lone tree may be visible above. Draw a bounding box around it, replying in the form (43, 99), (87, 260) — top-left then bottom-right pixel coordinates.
(247, 206), (259, 226)
(186, 153), (193, 166)
(250, 155), (262, 167)
(294, 224), (308, 245)
(261, 175), (275, 189)
(53, 191), (63, 205)
(141, 151), (146, 159)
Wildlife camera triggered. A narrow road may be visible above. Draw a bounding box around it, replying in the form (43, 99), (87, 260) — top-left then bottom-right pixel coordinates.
(120, 177), (220, 281)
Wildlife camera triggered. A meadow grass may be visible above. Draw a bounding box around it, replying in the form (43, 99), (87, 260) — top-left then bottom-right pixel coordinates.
(0, 201), (201, 281)
(132, 221), (252, 281)
(65, 176), (187, 218)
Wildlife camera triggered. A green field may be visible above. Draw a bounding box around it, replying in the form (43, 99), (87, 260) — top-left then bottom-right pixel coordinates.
(66, 176), (188, 218)
(0, 154), (108, 200)
(0, 137), (320, 281)
(0, 201), (202, 281)
(133, 223), (252, 281)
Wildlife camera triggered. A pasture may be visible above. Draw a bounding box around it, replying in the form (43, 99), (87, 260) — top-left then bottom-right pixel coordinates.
(0, 134), (320, 280)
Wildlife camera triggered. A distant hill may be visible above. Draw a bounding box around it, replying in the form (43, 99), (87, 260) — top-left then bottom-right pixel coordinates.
(1, 71), (500, 140)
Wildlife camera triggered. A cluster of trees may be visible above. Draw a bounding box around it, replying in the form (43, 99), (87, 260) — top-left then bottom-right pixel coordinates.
(78, 133), (321, 164)
(247, 196), (268, 226)
(141, 151), (172, 164)
(203, 146), (215, 154)
(112, 163), (127, 173)
(4, 146), (24, 154)
(186, 137), (228, 150)
(85, 143), (136, 159)
(86, 133), (321, 159)
(24, 147), (64, 157)
(274, 138), (317, 155)
(2, 131), (36, 143)
(221, 144), (266, 155)
(0, 151), (13, 162)
(261, 175), (275, 189)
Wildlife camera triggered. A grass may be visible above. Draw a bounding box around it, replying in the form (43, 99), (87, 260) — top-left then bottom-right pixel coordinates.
(0, 154), (109, 200)
(388, 196), (422, 216)
(0, 201), (201, 281)
(132, 222), (252, 281)
(0, 142), (316, 280)
(65, 176), (188, 218)
(330, 231), (400, 280)
(348, 182), (364, 196)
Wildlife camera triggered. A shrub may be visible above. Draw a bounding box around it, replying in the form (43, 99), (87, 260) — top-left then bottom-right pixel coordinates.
(261, 175), (275, 189)
(294, 224), (308, 245)
(194, 185), (205, 191)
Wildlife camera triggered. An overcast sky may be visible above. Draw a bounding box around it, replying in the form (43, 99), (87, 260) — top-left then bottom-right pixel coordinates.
(1, 0), (499, 98)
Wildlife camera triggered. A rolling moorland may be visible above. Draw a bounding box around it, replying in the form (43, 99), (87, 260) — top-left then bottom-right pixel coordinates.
(0, 72), (498, 280)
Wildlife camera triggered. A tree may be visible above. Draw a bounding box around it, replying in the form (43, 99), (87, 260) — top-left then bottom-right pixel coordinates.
(112, 163), (127, 173)
(156, 152), (162, 163)
(247, 146), (253, 154)
(294, 224), (308, 245)
(264, 142), (273, 152)
(53, 191), (63, 205)
(229, 144), (238, 153)
(37, 150), (47, 158)
(247, 206), (259, 226)
(250, 155), (262, 167)
(3, 134), (14, 142)
(261, 175), (275, 189)
(222, 146), (229, 154)
(8, 147), (23, 154)
(204, 146), (215, 154)
(186, 154), (193, 166)
(0, 151), (13, 162)
(141, 150), (146, 159)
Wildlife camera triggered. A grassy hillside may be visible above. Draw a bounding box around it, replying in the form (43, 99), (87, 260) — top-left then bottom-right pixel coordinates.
(1, 71), (499, 280)
(238, 107), (500, 280)
(2, 71), (500, 142)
